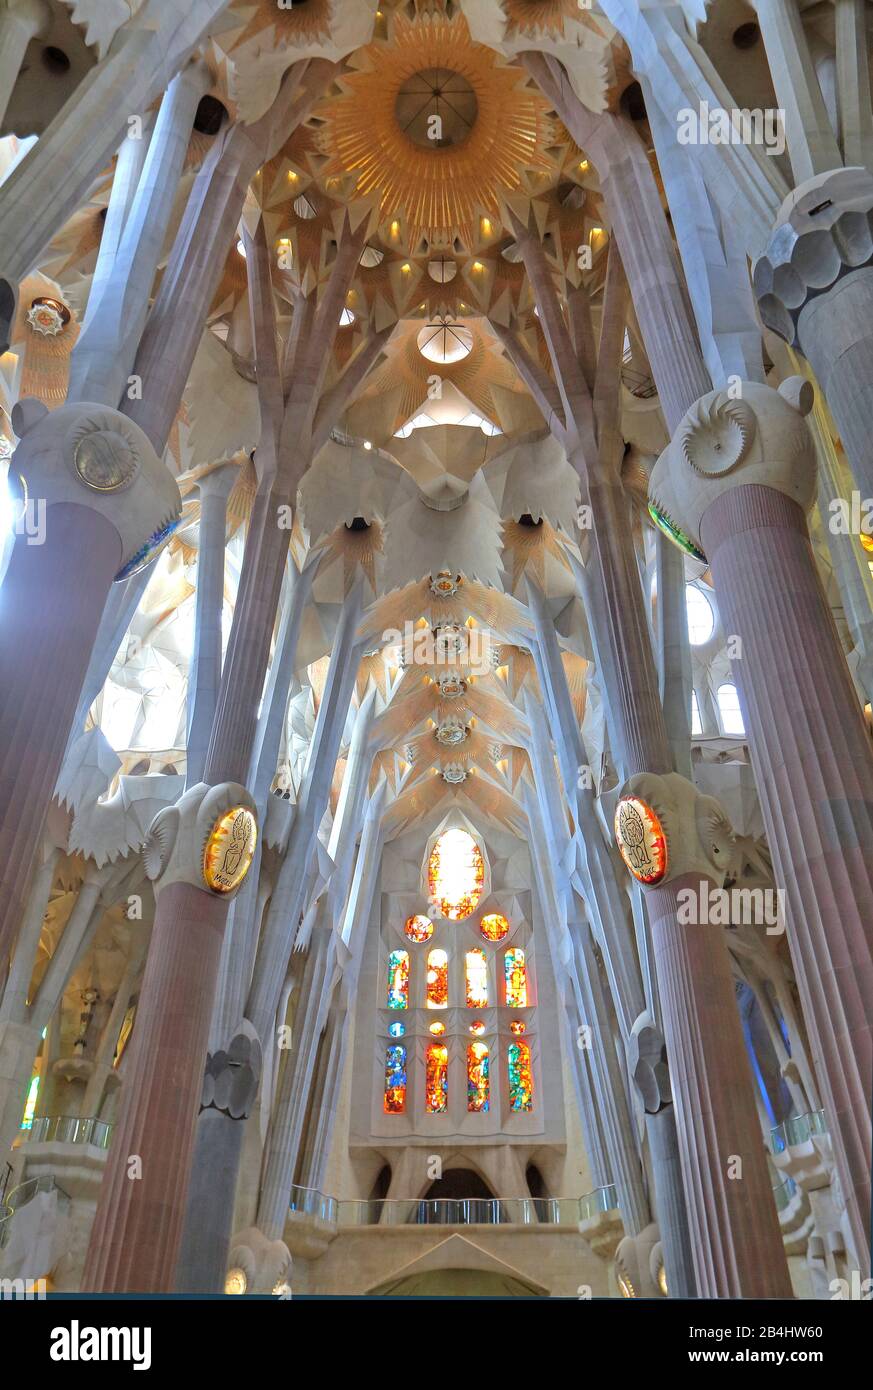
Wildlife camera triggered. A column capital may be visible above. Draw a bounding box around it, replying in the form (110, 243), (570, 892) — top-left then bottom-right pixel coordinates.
(753, 166), (873, 344)
(648, 378), (816, 562)
(614, 770), (734, 888)
(143, 781), (258, 899)
(9, 398), (182, 580)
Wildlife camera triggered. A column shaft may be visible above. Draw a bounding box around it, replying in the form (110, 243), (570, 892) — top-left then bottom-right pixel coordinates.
(701, 483), (873, 1268)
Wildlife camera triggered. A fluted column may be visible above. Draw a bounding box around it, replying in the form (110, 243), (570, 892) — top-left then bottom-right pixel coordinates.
(83, 782), (257, 1291)
(702, 484), (873, 1267)
(67, 60), (211, 408)
(0, 844), (60, 1024)
(653, 375), (873, 1269)
(185, 464), (236, 786)
(0, 403), (180, 975)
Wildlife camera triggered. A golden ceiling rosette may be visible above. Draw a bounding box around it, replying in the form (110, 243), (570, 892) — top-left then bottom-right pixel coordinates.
(310, 12), (556, 245)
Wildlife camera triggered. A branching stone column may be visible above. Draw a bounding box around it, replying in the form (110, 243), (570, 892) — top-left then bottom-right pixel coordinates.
(0, 0), (50, 128)
(615, 772), (791, 1296)
(66, 60), (212, 408)
(754, 167), (873, 504)
(651, 376), (873, 1269)
(0, 0), (231, 349)
(185, 463), (237, 786)
(0, 399), (180, 981)
(83, 782), (258, 1292)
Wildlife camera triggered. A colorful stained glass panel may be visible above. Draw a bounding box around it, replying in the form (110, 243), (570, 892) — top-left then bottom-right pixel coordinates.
(426, 947), (448, 1009)
(465, 947), (488, 1008)
(384, 1045), (407, 1113)
(426, 1043), (448, 1113)
(467, 1041), (490, 1112)
(427, 828), (485, 920)
(508, 1040), (533, 1112)
(387, 949), (409, 1010)
(504, 947), (527, 1007)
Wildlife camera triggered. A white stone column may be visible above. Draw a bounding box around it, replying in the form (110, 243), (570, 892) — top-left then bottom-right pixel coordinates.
(247, 587), (364, 1041)
(0, 0), (50, 128)
(754, 0), (843, 182)
(185, 464), (237, 787)
(67, 60), (212, 408)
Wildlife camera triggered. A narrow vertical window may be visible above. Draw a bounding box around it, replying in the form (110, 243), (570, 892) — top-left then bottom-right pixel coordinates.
(508, 1040), (533, 1113)
(426, 1043), (448, 1113)
(387, 949), (409, 1010)
(504, 947), (527, 1007)
(465, 948), (488, 1008)
(384, 1045), (407, 1114)
(426, 947), (448, 1009)
(467, 1041), (490, 1112)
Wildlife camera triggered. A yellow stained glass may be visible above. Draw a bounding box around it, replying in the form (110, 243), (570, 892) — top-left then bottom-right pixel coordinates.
(427, 828), (484, 920)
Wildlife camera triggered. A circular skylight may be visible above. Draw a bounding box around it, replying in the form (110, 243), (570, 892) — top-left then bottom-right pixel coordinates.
(417, 320), (473, 364)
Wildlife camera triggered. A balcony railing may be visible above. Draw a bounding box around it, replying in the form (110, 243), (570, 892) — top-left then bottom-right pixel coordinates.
(288, 1183), (619, 1229)
(20, 1114), (112, 1150)
(770, 1110), (828, 1155)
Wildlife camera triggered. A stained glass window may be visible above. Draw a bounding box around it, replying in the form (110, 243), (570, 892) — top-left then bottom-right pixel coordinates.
(387, 949), (409, 1010)
(20, 1072), (39, 1130)
(426, 947), (448, 1009)
(480, 912), (509, 941)
(426, 1043), (448, 1113)
(467, 1041), (490, 1112)
(508, 1040), (533, 1112)
(469, 1019), (485, 1036)
(388, 1020), (405, 1038)
(509, 1019), (526, 1035)
(429, 1020), (446, 1036)
(465, 948), (488, 1008)
(405, 913), (433, 943)
(427, 827), (485, 920)
(504, 947), (527, 1007)
(384, 1045), (407, 1113)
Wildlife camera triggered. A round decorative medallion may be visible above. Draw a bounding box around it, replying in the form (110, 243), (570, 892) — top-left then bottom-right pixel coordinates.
(614, 796), (668, 886)
(442, 762), (467, 784)
(435, 717), (468, 746)
(114, 516), (182, 583)
(436, 674), (467, 699)
(647, 502), (706, 564)
(203, 805), (258, 894)
(469, 1020), (485, 1036)
(74, 430), (139, 492)
(429, 1020), (446, 1036)
(26, 298), (69, 337)
(509, 1020), (526, 1036)
(430, 570), (461, 598)
(404, 913), (434, 943)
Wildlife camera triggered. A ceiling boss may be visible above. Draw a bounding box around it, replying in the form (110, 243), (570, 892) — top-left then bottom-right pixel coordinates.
(312, 10), (555, 247)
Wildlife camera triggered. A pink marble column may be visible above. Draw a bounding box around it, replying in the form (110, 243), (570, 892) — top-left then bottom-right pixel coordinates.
(701, 483), (873, 1268)
(648, 872), (793, 1297)
(82, 881), (227, 1291)
(581, 473), (792, 1296)
(0, 506), (120, 972)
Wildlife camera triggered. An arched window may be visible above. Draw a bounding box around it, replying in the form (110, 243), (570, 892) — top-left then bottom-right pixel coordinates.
(717, 682), (745, 735)
(508, 1041), (533, 1112)
(384, 1045), (407, 1113)
(685, 584), (714, 644)
(465, 948), (488, 1008)
(425, 948), (448, 1009)
(426, 1043), (448, 1112)
(427, 827), (485, 919)
(467, 1041), (490, 1111)
(504, 947), (527, 1007)
(387, 949), (409, 1010)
